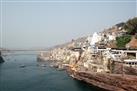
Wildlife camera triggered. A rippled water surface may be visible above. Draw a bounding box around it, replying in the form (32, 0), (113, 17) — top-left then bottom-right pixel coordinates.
(0, 51), (103, 91)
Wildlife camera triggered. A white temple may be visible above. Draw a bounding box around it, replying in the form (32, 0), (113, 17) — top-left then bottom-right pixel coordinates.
(90, 32), (101, 46)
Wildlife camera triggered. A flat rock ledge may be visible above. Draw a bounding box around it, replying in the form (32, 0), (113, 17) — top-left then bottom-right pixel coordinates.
(67, 68), (137, 91)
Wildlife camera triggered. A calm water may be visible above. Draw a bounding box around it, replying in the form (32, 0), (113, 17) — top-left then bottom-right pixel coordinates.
(0, 51), (103, 91)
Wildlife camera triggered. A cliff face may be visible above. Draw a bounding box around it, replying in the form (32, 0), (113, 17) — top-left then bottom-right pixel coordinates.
(38, 47), (112, 73)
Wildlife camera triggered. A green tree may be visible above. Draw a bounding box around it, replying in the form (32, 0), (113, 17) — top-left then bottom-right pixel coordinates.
(116, 35), (131, 48)
(124, 17), (137, 35)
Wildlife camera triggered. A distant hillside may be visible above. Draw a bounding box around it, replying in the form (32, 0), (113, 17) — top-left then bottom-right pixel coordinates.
(49, 36), (87, 50)
(49, 17), (137, 50)
(116, 17), (137, 49)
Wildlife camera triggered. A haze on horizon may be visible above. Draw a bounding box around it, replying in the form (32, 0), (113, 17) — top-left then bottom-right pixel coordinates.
(0, 0), (136, 49)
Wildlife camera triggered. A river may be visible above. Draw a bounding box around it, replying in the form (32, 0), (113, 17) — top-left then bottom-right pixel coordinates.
(0, 51), (104, 91)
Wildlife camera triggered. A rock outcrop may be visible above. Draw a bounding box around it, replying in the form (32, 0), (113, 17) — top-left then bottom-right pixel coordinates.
(0, 51), (4, 63)
(67, 68), (137, 91)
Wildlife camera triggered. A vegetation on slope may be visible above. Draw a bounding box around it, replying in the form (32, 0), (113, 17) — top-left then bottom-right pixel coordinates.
(116, 35), (131, 48)
(116, 17), (137, 48)
(124, 17), (137, 35)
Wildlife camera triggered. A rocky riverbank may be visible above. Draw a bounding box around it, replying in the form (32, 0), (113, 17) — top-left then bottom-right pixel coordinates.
(67, 68), (137, 91)
(0, 51), (4, 63)
(37, 34), (137, 91)
(38, 18), (137, 91)
(38, 46), (137, 91)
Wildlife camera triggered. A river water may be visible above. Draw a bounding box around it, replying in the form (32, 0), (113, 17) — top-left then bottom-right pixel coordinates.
(0, 51), (103, 91)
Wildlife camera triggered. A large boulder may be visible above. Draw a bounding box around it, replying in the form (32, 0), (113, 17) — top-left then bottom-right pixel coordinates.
(0, 51), (4, 63)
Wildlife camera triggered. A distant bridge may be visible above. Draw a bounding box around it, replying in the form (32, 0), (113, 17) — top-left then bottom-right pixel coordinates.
(1, 50), (48, 56)
(1, 49), (48, 51)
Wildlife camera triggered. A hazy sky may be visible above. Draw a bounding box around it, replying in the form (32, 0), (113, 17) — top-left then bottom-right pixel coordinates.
(0, 0), (136, 49)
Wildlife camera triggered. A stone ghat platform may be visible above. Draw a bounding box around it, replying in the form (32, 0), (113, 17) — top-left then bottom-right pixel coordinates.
(67, 68), (137, 91)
